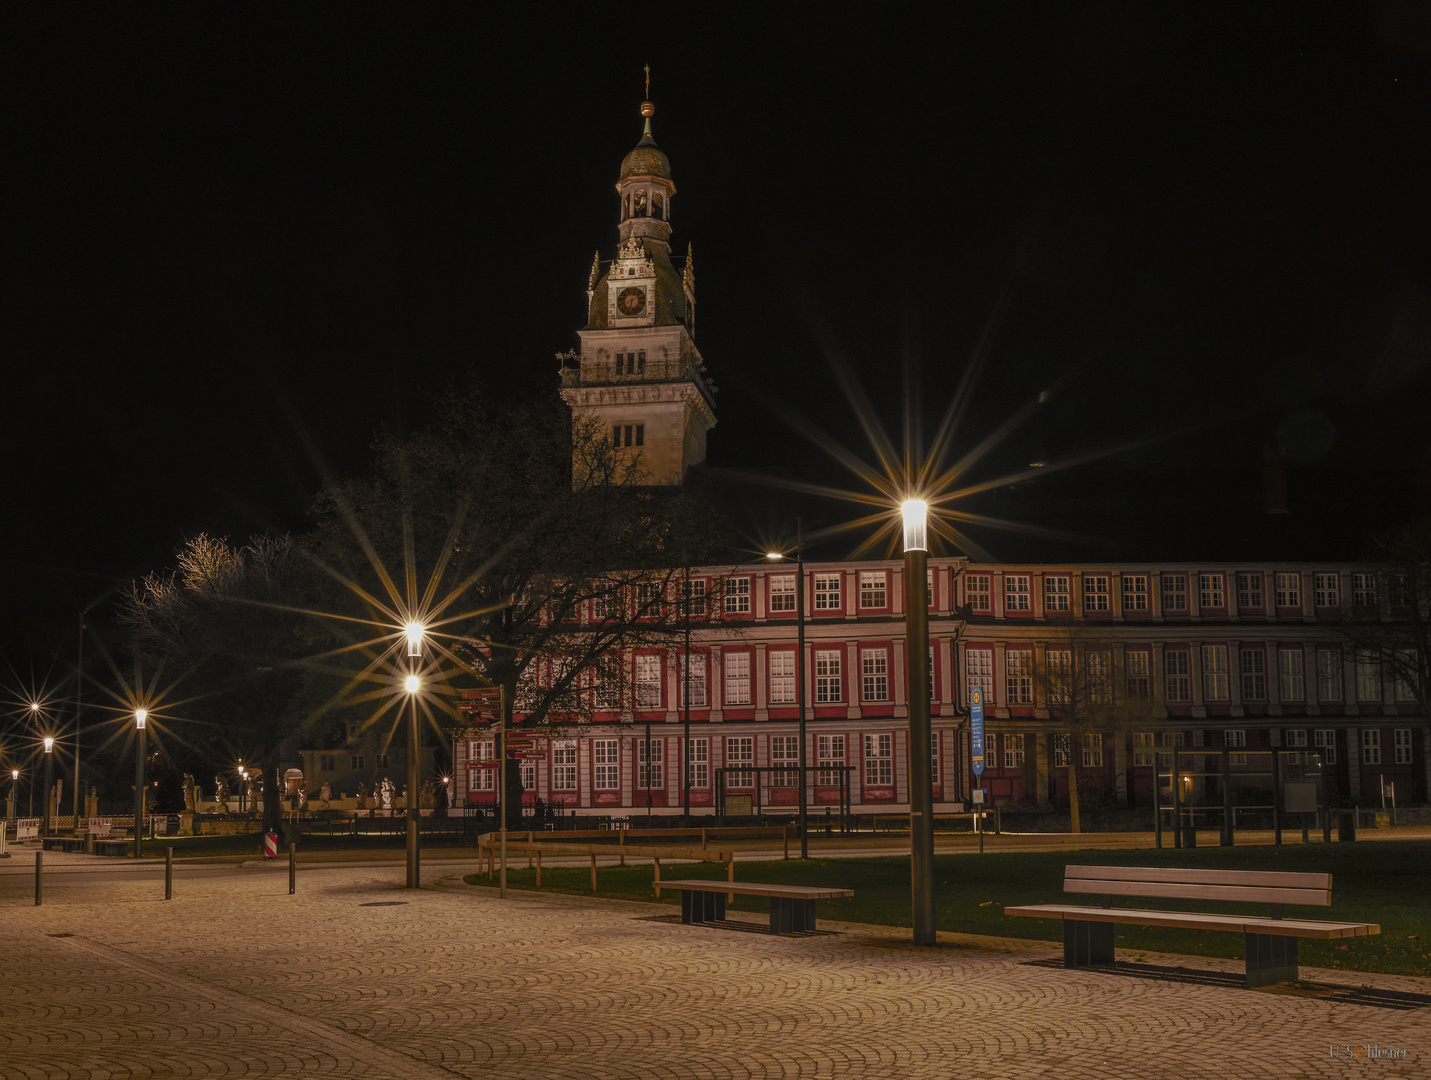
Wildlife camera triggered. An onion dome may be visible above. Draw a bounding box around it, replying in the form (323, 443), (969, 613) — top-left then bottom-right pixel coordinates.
(620, 100), (671, 180)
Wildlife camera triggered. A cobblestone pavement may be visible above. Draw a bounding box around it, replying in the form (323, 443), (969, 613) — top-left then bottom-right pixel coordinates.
(2, 858), (1426, 1079)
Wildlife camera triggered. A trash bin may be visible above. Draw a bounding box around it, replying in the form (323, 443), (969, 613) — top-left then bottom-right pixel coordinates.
(1338, 810), (1357, 842)
(1181, 825), (1197, 848)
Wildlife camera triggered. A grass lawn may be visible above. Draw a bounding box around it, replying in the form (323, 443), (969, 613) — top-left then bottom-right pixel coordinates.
(464, 841), (1431, 978)
(137, 831), (479, 857)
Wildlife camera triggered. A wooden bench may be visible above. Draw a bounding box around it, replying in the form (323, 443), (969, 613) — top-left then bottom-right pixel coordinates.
(655, 880), (853, 934)
(1006, 865), (1379, 988)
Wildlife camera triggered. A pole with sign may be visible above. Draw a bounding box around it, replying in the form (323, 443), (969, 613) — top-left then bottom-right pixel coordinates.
(970, 687), (986, 848)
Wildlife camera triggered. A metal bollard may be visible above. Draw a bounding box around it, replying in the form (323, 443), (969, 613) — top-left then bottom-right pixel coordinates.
(288, 843), (296, 894)
(35, 850), (43, 906)
(165, 846), (173, 900)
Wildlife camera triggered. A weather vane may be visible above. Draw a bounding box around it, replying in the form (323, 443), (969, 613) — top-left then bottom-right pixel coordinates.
(644, 64), (650, 99)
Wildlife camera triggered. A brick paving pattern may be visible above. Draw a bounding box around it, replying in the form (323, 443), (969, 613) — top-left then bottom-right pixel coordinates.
(1, 856), (1426, 1078)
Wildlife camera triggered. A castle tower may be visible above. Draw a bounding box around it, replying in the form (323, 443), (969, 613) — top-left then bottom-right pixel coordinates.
(559, 90), (716, 486)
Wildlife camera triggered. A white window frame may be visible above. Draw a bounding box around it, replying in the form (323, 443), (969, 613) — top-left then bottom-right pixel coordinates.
(1394, 728), (1412, 765)
(724, 651), (751, 706)
(1284, 728), (1307, 747)
(681, 578), (708, 617)
(817, 733), (846, 786)
(863, 733), (893, 786)
(967, 648), (994, 706)
(1275, 572), (1301, 608)
(1352, 572), (1377, 608)
(860, 648), (889, 702)
(769, 574), (796, 612)
(815, 649), (843, 703)
(551, 740), (578, 791)
(724, 576), (751, 614)
(1083, 575), (1110, 612)
(637, 738), (663, 789)
(1004, 574), (1031, 611)
(771, 735), (799, 787)
(1393, 650), (1418, 702)
(1005, 650), (1033, 705)
(930, 730), (941, 783)
(1236, 572), (1263, 609)
(679, 652), (707, 708)
(1133, 732), (1156, 767)
(1361, 728), (1381, 765)
(1355, 654), (1381, 703)
(1313, 728), (1337, 765)
(1317, 648), (1343, 701)
(858, 571), (887, 610)
(1240, 648), (1266, 701)
(1003, 733), (1026, 769)
(1046, 648), (1072, 706)
(1081, 732), (1103, 768)
(769, 650), (796, 704)
(966, 574), (992, 612)
(1165, 650), (1191, 703)
(813, 573), (842, 611)
(1044, 575), (1071, 612)
(593, 739), (620, 790)
(635, 654), (662, 709)
(1162, 574), (1188, 612)
(1198, 573), (1226, 610)
(725, 736), (754, 789)
(1201, 644), (1229, 702)
(1278, 648), (1304, 701)
(1314, 572), (1341, 609)
(1126, 649), (1150, 700)
(688, 737), (710, 788)
(1122, 575), (1149, 611)
(1053, 733), (1071, 769)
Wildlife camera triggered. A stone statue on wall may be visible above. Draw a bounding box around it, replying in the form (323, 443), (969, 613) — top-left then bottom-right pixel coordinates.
(379, 777), (395, 811)
(355, 781), (368, 810)
(182, 774), (196, 812)
(214, 776), (229, 812)
(319, 782), (332, 810)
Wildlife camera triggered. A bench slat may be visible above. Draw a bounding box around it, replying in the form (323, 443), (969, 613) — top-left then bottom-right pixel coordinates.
(1065, 878), (1330, 906)
(1065, 865), (1332, 890)
(1006, 903), (1377, 939)
(655, 880), (853, 900)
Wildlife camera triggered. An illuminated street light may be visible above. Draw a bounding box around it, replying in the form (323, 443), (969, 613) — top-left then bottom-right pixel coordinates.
(7, 769), (17, 822)
(41, 737), (55, 840)
(403, 671), (422, 888)
(405, 622), (425, 658)
(901, 498), (936, 946)
(766, 524), (809, 857)
(133, 708), (148, 858)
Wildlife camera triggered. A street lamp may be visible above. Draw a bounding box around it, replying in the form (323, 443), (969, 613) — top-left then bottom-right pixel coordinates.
(404, 670), (422, 889)
(8, 769), (17, 822)
(767, 517), (809, 858)
(901, 499), (936, 946)
(238, 764), (248, 813)
(405, 622), (424, 658)
(42, 736), (55, 840)
(134, 708), (148, 858)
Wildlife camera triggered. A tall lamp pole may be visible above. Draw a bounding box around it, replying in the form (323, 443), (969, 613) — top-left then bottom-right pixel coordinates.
(404, 622), (425, 890)
(8, 769), (17, 822)
(767, 518), (809, 858)
(74, 614), (85, 821)
(902, 500), (936, 945)
(133, 709), (147, 858)
(41, 736), (55, 839)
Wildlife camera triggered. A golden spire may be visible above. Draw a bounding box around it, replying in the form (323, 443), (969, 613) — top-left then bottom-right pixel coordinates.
(641, 64), (655, 135)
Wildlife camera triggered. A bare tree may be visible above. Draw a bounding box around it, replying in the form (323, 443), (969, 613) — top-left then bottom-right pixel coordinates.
(1339, 521), (1431, 717)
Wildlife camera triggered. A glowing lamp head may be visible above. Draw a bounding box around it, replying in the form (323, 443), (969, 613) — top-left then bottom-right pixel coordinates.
(30, 702), (41, 713)
(404, 674), (421, 694)
(43, 737), (54, 753)
(405, 622), (425, 657)
(765, 551), (784, 561)
(135, 708), (148, 730)
(10, 770), (17, 780)
(901, 499), (928, 553)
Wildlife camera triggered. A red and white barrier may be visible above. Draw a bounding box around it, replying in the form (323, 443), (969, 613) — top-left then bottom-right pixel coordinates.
(263, 833), (278, 859)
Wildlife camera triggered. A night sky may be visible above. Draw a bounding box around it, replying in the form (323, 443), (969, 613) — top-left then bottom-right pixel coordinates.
(5, 3), (1431, 660)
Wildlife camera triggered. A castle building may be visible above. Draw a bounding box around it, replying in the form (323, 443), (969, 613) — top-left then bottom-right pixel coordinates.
(558, 98), (716, 486)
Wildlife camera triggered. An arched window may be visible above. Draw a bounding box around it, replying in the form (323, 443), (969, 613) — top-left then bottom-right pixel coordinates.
(653, 193), (664, 220)
(622, 193), (630, 221)
(633, 189), (647, 217)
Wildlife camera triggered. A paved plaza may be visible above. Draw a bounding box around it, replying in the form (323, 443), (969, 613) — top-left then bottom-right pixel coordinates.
(1, 850), (1427, 1079)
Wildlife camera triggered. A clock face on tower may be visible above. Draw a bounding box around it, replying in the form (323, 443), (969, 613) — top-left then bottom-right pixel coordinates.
(617, 286), (647, 317)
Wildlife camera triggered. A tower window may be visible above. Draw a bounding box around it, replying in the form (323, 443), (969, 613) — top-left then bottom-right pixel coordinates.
(653, 193), (664, 220)
(635, 424), (644, 446)
(613, 424), (645, 448)
(637, 350), (646, 373)
(622, 193), (630, 220)
(633, 190), (647, 217)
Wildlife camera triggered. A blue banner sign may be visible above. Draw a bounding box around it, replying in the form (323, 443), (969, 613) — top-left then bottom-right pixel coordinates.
(970, 687), (985, 776)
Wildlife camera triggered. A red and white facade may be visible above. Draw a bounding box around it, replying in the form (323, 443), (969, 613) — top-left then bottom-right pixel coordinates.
(452, 559), (1429, 814)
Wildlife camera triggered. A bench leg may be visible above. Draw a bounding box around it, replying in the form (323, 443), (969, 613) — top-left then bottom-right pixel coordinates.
(1064, 920), (1115, 967)
(1244, 933), (1298, 988)
(682, 890), (726, 925)
(769, 897), (817, 933)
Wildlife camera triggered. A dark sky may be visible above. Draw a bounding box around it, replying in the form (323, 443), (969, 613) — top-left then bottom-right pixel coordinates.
(4, 2), (1431, 658)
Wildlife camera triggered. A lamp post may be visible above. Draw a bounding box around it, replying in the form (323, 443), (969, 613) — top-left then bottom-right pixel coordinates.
(902, 499), (936, 945)
(74, 613), (86, 822)
(767, 517), (809, 858)
(42, 736), (55, 839)
(133, 709), (147, 858)
(238, 765), (248, 813)
(404, 671), (422, 888)
(8, 769), (17, 821)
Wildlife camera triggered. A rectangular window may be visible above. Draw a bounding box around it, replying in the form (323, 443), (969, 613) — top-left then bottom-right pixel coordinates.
(967, 648), (994, 706)
(1278, 648), (1305, 701)
(1275, 572), (1302, 608)
(815, 649), (843, 703)
(1393, 650), (1418, 702)
(1083, 575), (1110, 612)
(1003, 733), (1026, 769)
(681, 578), (707, 617)
(930, 730), (941, 783)
(469, 739), (496, 761)
(861, 648), (889, 702)
(1390, 573), (1411, 608)
(592, 662), (621, 709)
(376, 754), (389, 769)
(592, 584), (622, 621)
(1005, 575), (1031, 611)
(1361, 728), (1381, 765)
(1313, 728), (1337, 765)
(1162, 574), (1188, 612)
(1126, 649), (1150, 700)
(521, 761), (536, 791)
(1394, 728), (1412, 765)
(814, 573), (842, 611)
(593, 739), (620, 789)
(1240, 649), (1267, 701)
(351, 754), (365, 770)
(688, 738), (709, 788)
(1046, 648), (1072, 705)
(470, 766), (494, 791)
(1314, 572), (1341, 609)
(863, 733), (893, 786)
(724, 652), (751, 705)
(966, 574), (992, 612)
(1087, 650), (1114, 704)
(634, 580), (663, 616)
(858, 571), (887, 609)
(1053, 733), (1071, 769)
(1199, 573), (1225, 609)
(1355, 654), (1381, 702)
(769, 574), (796, 612)
(635, 654), (662, 708)
(817, 734), (846, 786)
(637, 738), (663, 789)
(928, 645), (937, 701)
(927, 568), (935, 608)
(679, 653), (707, 708)
(1353, 573), (1377, 608)
(1123, 575), (1149, 611)
(1081, 733), (1103, 768)
(1236, 572), (1263, 609)
(1317, 648), (1343, 701)
(768, 650), (796, 704)
(726, 736), (754, 788)
(1044, 575), (1070, 611)
(1165, 650), (1191, 703)
(1224, 728), (1247, 766)
(1005, 650), (1033, 705)
(552, 741), (578, 790)
(724, 576), (751, 614)
(771, 735), (799, 787)
(1133, 732), (1156, 767)
(1284, 728), (1308, 747)
(1202, 645), (1229, 701)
